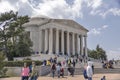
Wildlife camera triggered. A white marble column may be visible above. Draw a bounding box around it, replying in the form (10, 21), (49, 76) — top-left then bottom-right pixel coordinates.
(77, 34), (80, 55)
(44, 29), (48, 53)
(39, 30), (42, 53)
(61, 30), (64, 55)
(80, 35), (83, 56)
(67, 32), (70, 56)
(49, 28), (53, 54)
(84, 36), (87, 57)
(72, 33), (75, 55)
(56, 29), (59, 55)
(76, 34), (78, 54)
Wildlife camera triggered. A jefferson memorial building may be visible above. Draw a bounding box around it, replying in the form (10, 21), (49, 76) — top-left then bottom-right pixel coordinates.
(23, 17), (88, 57)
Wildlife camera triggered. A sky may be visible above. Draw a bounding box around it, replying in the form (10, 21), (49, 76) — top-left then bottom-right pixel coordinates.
(0, 0), (120, 60)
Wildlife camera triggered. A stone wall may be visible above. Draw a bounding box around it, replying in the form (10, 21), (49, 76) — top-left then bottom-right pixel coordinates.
(39, 66), (51, 76)
(5, 66), (51, 77)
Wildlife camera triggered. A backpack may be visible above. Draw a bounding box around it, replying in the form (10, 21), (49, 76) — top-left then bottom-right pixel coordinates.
(29, 65), (32, 73)
(83, 69), (88, 79)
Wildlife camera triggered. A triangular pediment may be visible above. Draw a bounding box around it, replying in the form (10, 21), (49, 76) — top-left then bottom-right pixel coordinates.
(51, 19), (88, 32)
(23, 17), (88, 32)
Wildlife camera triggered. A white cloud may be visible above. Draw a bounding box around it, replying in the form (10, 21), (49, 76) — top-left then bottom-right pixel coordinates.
(110, 8), (120, 16)
(0, 0), (84, 19)
(32, 0), (83, 19)
(85, 0), (102, 10)
(88, 28), (100, 35)
(99, 8), (120, 18)
(88, 25), (109, 35)
(102, 25), (108, 29)
(85, 0), (120, 18)
(0, 0), (17, 13)
(21, 0), (28, 3)
(0, 0), (36, 16)
(0, 0), (120, 19)
(90, 10), (101, 16)
(107, 48), (120, 60)
(88, 0), (120, 18)
(118, 48), (120, 50)
(16, 0), (36, 16)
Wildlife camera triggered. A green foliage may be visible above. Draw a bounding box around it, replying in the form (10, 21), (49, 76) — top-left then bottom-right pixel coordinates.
(88, 50), (97, 58)
(0, 52), (7, 77)
(0, 11), (17, 21)
(0, 52), (5, 70)
(13, 32), (33, 57)
(0, 11), (33, 60)
(88, 44), (107, 60)
(23, 57), (32, 61)
(4, 60), (42, 67)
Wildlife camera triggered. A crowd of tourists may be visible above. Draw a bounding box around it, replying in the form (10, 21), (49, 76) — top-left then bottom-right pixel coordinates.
(21, 55), (107, 80)
(42, 56), (78, 78)
(102, 60), (114, 69)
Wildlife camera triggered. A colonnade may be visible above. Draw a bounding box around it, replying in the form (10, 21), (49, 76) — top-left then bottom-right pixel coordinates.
(39, 28), (87, 57)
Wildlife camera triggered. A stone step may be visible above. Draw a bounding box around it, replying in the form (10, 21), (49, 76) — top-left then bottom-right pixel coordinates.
(94, 68), (120, 74)
(48, 68), (120, 77)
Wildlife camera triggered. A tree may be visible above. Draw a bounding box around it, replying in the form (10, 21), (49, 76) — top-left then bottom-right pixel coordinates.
(0, 11), (33, 60)
(14, 32), (33, 57)
(0, 52), (7, 77)
(88, 44), (107, 60)
(88, 49), (97, 59)
(96, 45), (107, 60)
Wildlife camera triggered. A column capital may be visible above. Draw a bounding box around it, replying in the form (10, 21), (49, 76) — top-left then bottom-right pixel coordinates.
(49, 28), (53, 29)
(79, 34), (87, 38)
(71, 32), (75, 34)
(80, 34), (84, 36)
(84, 35), (87, 37)
(55, 28), (60, 31)
(49, 28), (53, 32)
(66, 31), (70, 33)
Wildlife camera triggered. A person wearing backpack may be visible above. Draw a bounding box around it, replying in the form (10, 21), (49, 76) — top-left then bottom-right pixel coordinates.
(29, 62), (39, 80)
(56, 63), (61, 78)
(86, 62), (93, 80)
(51, 63), (56, 78)
(83, 64), (88, 80)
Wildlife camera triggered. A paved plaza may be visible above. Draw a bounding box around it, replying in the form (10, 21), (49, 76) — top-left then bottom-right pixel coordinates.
(1, 74), (120, 80)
